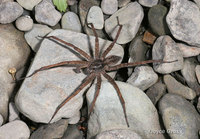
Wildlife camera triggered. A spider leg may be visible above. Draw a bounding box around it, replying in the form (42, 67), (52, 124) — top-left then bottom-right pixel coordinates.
(48, 73), (96, 123)
(88, 74), (101, 117)
(102, 17), (122, 59)
(87, 23), (99, 59)
(102, 72), (129, 127)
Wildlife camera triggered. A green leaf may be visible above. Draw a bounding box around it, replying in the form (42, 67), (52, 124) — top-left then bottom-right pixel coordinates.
(53, 0), (67, 12)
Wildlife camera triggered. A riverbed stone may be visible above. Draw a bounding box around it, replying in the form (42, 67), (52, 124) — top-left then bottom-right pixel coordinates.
(15, 15), (33, 31)
(101, 0), (118, 15)
(195, 65), (200, 84)
(139, 0), (158, 7)
(177, 43), (200, 58)
(17, 0), (42, 10)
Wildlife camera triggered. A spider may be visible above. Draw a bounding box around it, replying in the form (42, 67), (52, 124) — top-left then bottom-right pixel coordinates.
(19, 17), (175, 127)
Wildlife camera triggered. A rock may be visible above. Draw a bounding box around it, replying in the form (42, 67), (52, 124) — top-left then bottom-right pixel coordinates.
(0, 24), (30, 121)
(0, 114), (3, 126)
(197, 97), (200, 113)
(0, 120), (30, 139)
(83, 24), (106, 39)
(142, 31), (156, 45)
(62, 124), (83, 139)
(146, 81), (166, 105)
(15, 29), (123, 124)
(96, 129), (142, 139)
(148, 5), (170, 36)
(139, 0), (158, 7)
(152, 35), (184, 74)
(118, 0), (130, 7)
(8, 102), (20, 122)
(30, 119), (68, 139)
(164, 75), (196, 100)
(16, 0), (42, 10)
(87, 6), (104, 29)
(70, 1), (78, 14)
(68, 0), (77, 6)
(0, 0), (13, 4)
(159, 93), (200, 139)
(61, 11), (82, 32)
(105, 2), (144, 44)
(0, 2), (23, 24)
(24, 24), (53, 52)
(127, 66), (158, 91)
(166, 0), (200, 47)
(181, 58), (200, 95)
(101, 0), (118, 15)
(194, 0), (200, 8)
(177, 43), (200, 58)
(87, 81), (164, 139)
(195, 65), (200, 84)
(35, 0), (62, 26)
(15, 15), (33, 31)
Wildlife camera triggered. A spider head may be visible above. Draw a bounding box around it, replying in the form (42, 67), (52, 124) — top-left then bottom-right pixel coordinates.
(103, 55), (121, 66)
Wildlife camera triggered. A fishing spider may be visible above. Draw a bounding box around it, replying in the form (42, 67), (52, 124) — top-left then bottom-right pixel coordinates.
(21, 18), (174, 127)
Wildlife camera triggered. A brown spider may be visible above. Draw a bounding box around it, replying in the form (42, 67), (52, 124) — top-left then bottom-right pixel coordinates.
(20, 18), (175, 127)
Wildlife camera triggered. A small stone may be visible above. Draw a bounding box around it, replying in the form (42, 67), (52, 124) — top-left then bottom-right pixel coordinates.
(195, 65), (200, 84)
(197, 97), (200, 113)
(30, 119), (68, 139)
(146, 81), (166, 105)
(101, 0), (118, 15)
(0, 120), (30, 139)
(164, 75), (196, 100)
(9, 102), (20, 122)
(139, 0), (158, 7)
(118, 0), (131, 7)
(62, 124), (83, 139)
(142, 31), (156, 45)
(17, 0), (42, 10)
(0, 2), (23, 24)
(105, 2), (144, 44)
(24, 24), (53, 52)
(15, 15), (33, 31)
(0, 114), (3, 126)
(152, 35), (184, 74)
(177, 43), (200, 58)
(127, 66), (158, 91)
(167, 0), (200, 47)
(87, 6), (104, 29)
(148, 4), (170, 36)
(67, 0), (77, 6)
(35, 0), (62, 26)
(159, 94), (200, 139)
(61, 11), (82, 32)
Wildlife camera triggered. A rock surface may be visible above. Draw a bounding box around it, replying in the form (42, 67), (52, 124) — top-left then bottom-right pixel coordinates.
(15, 15), (33, 31)
(195, 65), (200, 84)
(118, 0), (130, 7)
(177, 43), (200, 58)
(17, 0), (42, 10)
(101, 0), (118, 15)
(62, 124), (83, 139)
(0, 114), (3, 126)
(139, 0), (158, 7)
(8, 102), (19, 122)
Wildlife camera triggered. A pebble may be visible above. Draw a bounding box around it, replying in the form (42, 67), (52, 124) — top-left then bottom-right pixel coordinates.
(177, 43), (200, 58)
(87, 6), (104, 29)
(87, 81), (165, 139)
(30, 119), (68, 139)
(15, 15), (33, 31)
(146, 81), (166, 105)
(0, 114), (3, 126)
(164, 75), (196, 100)
(139, 0), (158, 7)
(16, 0), (42, 10)
(127, 66), (158, 91)
(15, 29), (123, 124)
(148, 4), (170, 36)
(0, 2), (23, 24)
(8, 102), (20, 122)
(68, 0), (77, 6)
(105, 2), (144, 44)
(142, 31), (156, 45)
(0, 120), (30, 139)
(194, 0), (200, 8)
(101, 0), (118, 15)
(197, 97), (200, 112)
(0, 24), (30, 121)
(35, 0), (62, 26)
(195, 65), (200, 84)
(152, 35), (184, 74)
(159, 93), (200, 139)
(181, 58), (200, 95)
(24, 24), (53, 52)
(61, 11), (82, 32)
(118, 0), (131, 7)
(62, 124), (83, 139)
(166, 0), (200, 47)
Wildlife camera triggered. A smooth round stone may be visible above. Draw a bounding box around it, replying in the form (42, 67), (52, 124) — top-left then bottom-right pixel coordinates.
(118, 0), (131, 7)
(139, 0), (158, 7)
(17, 0), (42, 10)
(0, 114), (3, 126)
(61, 11), (82, 32)
(101, 0), (118, 15)
(15, 15), (33, 31)
(159, 94), (200, 139)
(8, 102), (20, 122)
(0, 120), (30, 139)
(177, 43), (200, 58)
(0, 2), (23, 24)
(87, 6), (104, 29)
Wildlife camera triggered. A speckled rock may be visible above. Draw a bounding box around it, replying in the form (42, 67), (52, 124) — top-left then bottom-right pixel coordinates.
(139, 0), (158, 7)
(8, 102), (19, 122)
(177, 43), (200, 58)
(159, 93), (200, 139)
(0, 120), (30, 139)
(101, 0), (118, 15)
(167, 0), (200, 47)
(17, 0), (42, 10)
(105, 2), (144, 44)
(24, 24), (53, 52)
(195, 65), (200, 84)
(152, 35), (184, 74)
(15, 15), (33, 31)
(62, 124), (83, 139)
(0, 2), (23, 24)
(87, 81), (164, 139)
(15, 29), (123, 124)
(118, 0), (130, 7)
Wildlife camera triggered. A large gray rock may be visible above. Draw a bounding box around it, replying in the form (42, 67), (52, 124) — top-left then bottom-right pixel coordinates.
(159, 94), (200, 139)
(139, 0), (158, 7)
(0, 0), (13, 4)
(87, 81), (164, 139)
(17, 0), (42, 10)
(167, 0), (200, 47)
(15, 29), (123, 124)
(194, 0), (200, 8)
(105, 2), (144, 44)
